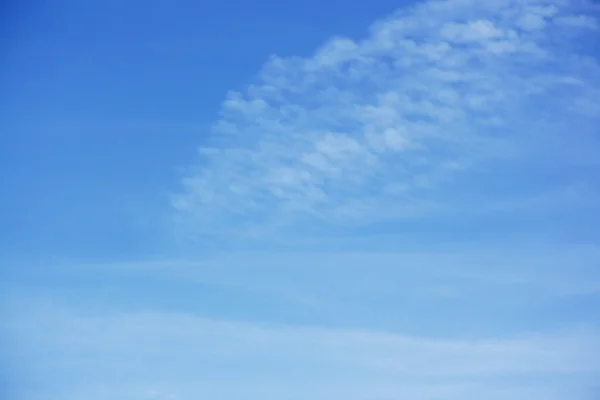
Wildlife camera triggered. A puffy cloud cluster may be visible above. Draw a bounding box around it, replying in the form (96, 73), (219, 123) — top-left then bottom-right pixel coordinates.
(174, 0), (600, 230)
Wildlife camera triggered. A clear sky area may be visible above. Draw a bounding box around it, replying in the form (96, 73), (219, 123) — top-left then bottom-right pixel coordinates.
(2, 0), (600, 399)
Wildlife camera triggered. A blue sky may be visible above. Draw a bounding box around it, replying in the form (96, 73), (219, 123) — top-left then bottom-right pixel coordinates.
(2, 0), (600, 399)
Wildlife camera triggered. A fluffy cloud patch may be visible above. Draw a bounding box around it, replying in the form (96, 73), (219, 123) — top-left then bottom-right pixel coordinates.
(174, 0), (600, 231)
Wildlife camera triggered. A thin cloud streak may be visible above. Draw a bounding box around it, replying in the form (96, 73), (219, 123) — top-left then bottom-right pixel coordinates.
(4, 302), (600, 400)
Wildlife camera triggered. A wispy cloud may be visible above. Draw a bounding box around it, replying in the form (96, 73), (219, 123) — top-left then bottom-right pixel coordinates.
(173, 0), (600, 232)
(6, 1), (600, 398)
(4, 301), (600, 400)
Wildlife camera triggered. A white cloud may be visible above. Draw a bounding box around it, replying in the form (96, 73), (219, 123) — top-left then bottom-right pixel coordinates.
(555, 14), (599, 29)
(5, 302), (600, 400)
(440, 19), (505, 42)
(174, 0), (600, 232)
(517, 13), (547, 30)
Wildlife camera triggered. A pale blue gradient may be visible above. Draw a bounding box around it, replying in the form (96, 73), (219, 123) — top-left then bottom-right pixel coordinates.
(2, 0), (600, 399)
